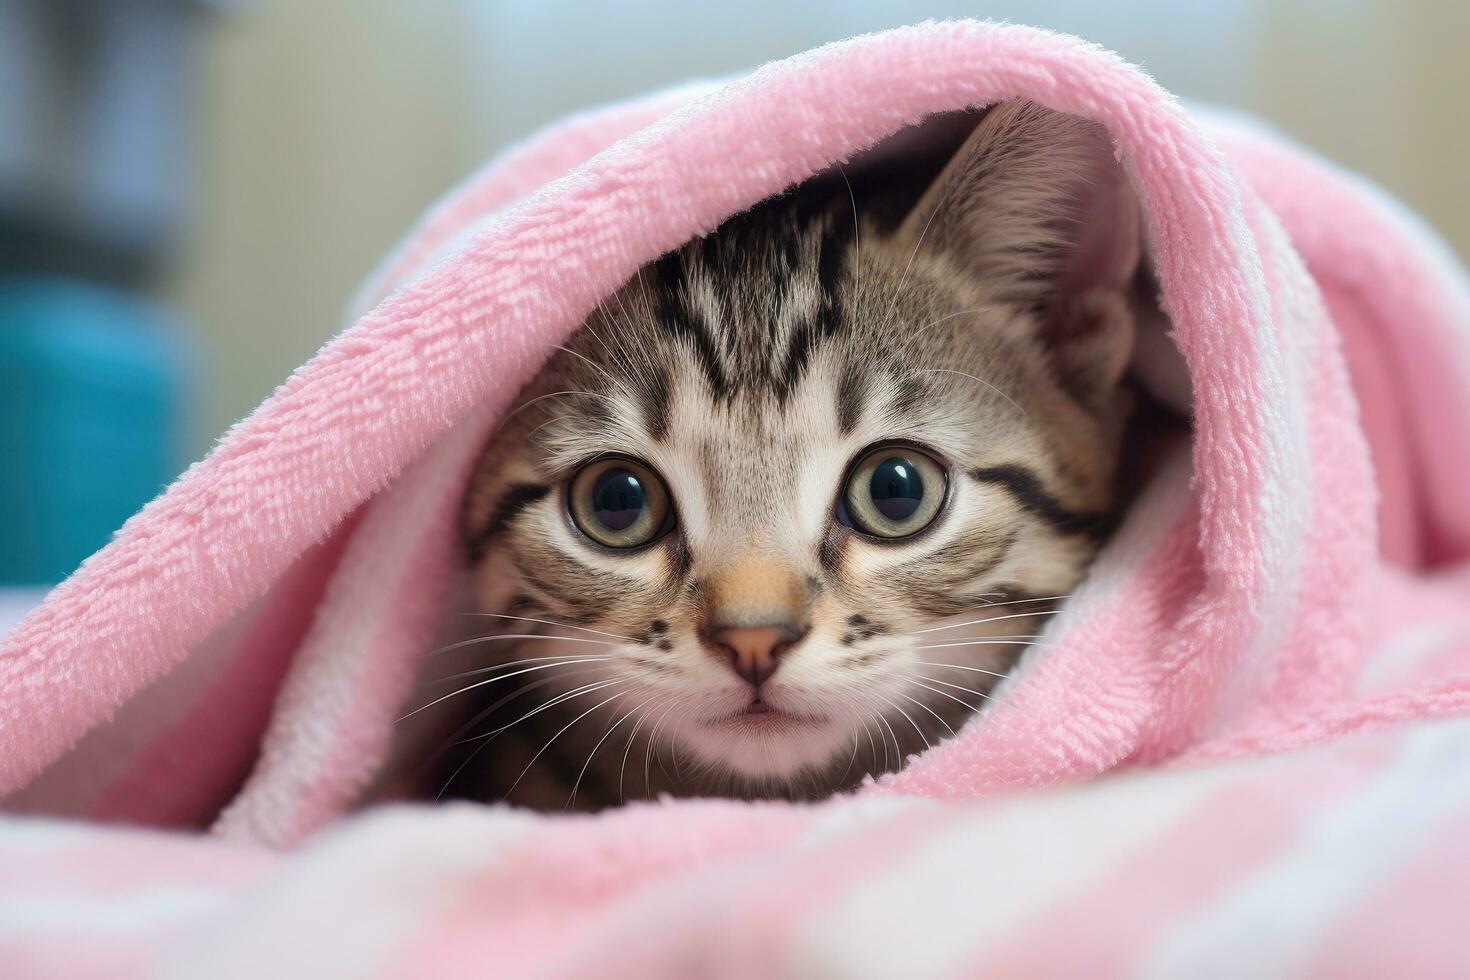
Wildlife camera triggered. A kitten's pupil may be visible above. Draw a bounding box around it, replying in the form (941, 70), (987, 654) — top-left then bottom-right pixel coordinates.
(870, 457), (924, 522)
(591, 468), (646, 531)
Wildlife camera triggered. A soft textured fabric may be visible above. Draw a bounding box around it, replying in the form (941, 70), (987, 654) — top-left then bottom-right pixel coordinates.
(6, 717), (1470, 979)
(4, 20), (1470, 976)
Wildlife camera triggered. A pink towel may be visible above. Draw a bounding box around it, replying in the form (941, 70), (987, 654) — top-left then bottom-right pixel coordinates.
(4, 21), (1470, 976)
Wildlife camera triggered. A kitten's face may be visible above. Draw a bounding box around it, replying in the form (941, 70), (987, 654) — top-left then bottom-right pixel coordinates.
(460, 101), (1140, 794)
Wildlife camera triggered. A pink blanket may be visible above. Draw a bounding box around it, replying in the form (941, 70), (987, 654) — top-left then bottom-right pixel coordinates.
(5, 20), (1470, 976)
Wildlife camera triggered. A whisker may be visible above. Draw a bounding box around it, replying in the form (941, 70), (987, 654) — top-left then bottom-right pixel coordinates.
(829, 689), (881, 780)
(916, 673), (1000, 704)
(436, 736), (490, 802)
(837, 711), (863, 786)
(914, 661), (1015, 679)
(912, 672), (1028, 724)
(504, 686), (629, 799)
(422, 665), (609, 776)
(426, 653), (605, 685)
(457, 677), (622, 743)
(655, 702), (690, 785)
(917, 367), (1022, 413)
(461, 613), (640, 643)
(974, 593), (1070, 610)
(874, 712), (903, 773)
(568, 695), (655, 809)
(880, 695), (932, 752)
(995, 592), (1068, 604)
(909, 639), (1045, 652)
(494, 388), (622, 434)
(609, 280), (665, 389)
(862, 715), (880, 771)
(871, 702), (897, 772)
(905, 609), (1061, 636)
(428, 632), (615, 659)
(435, 677), (623, 802)
(524, 413), (578, 443)
(899, 596), (1068, 640)
(906, 676), (989, 713)
(398, 657), (610, 721)
(553, 343), (622, 394)
(576, 307), (624, 374)
(884, 193), (942, 334)
(430, 680), (602, 800)
(837, 163), (864, 324)
(910, 634), (1035, 644)
(644, 700), (682, 798)
(905, 306), (989, 345)
(896, 690), (957, 739)
(618, 697), (660, 804)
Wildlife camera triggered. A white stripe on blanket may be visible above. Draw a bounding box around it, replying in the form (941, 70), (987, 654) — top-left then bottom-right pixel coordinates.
(1141, 717), (1470, 979)
(167, 805), (539, 980)
(795, 759), (1237, 975)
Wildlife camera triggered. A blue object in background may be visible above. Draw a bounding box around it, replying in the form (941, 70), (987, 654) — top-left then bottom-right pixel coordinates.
(0, 278), (192, 585)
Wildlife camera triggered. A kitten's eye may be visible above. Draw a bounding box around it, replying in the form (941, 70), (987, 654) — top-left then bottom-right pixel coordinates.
(840, 445), (947, 539)
(568, 457), (674, 549)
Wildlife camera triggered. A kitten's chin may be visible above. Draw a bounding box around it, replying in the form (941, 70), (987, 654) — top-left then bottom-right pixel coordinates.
(679, 707), (851, 781)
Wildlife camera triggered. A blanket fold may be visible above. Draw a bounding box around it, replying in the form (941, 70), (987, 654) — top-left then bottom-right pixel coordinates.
(4, 19), (1470, 977)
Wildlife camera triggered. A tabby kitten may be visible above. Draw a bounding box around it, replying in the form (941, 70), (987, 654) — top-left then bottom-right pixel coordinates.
(440, 100), (1141, 809)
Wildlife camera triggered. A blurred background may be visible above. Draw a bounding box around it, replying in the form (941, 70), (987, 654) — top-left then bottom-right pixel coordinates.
(1, 0), (1466, 591)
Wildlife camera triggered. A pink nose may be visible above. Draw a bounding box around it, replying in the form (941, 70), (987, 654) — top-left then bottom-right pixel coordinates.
(705, 625), (804, 687)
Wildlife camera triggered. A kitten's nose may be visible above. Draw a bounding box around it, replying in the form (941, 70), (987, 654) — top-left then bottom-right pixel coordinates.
(705, 625), (804, 687)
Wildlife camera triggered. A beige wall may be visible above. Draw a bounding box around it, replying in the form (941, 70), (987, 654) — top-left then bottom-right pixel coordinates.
(167, 1), (1470, 447)
(1253, 2), (1470, 254)
(167, 2), (484, 447)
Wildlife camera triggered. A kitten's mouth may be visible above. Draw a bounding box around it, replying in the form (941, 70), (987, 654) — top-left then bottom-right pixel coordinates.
(709, 698), (826, 731)
(680, 695), (847, 778)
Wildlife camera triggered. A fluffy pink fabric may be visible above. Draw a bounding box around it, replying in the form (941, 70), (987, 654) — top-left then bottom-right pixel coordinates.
(3, 20), (1470, 975)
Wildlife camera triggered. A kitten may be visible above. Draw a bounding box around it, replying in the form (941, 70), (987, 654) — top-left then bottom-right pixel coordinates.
(437, 100), (1142, 809)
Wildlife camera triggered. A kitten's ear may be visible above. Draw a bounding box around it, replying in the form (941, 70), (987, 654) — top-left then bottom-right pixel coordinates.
(898, 100), (1142, 404)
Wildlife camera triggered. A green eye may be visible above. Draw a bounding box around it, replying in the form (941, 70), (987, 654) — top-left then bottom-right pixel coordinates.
(840, 445), (947, 539)
(568, 457), (674, 549)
